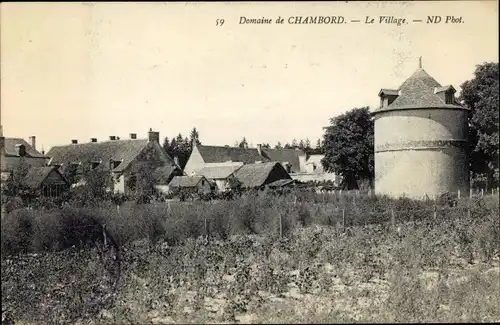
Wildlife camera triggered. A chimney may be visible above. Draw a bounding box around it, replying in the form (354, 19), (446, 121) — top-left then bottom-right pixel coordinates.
(130, 133), (137, 140)
(174, 156), (180, 166)
(91, 138), (97, 143)
(109, 136), (116, 141)
(257, 144), (262, 156)
(29, 136), (36, 150)
(147, 128), (160, 143)
(71, 139), (78, 144)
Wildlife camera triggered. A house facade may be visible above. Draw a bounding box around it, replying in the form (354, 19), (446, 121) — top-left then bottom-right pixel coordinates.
(0, 135), (49, 178)
(46, 129), (183, 195)
(195, 163), (243, 193)
(168, 175), (212, 195)
(23, 166), (69, 197)
(290, 154), (340, 185)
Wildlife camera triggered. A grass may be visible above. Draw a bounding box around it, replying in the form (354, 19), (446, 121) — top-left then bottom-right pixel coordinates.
(1, 191), (499, 324)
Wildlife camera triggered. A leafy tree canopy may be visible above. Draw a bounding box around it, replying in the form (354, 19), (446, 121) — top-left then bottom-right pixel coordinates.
(321, 107), (374, 189)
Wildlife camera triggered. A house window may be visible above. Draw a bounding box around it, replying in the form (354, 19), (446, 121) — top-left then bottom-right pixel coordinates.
(110, 160), (121, 170)
(445, 92), (453, 104)
(201, 180), (205, 186)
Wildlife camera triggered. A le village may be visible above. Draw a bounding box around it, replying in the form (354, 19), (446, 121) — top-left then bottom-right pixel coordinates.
(365, 16), (407, 26)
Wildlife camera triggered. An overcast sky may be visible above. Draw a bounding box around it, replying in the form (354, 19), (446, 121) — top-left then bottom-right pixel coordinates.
(1, 1), (498, 151)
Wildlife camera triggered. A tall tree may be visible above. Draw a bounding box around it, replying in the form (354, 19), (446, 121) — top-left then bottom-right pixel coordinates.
(162, 137), (170, 152)
(189, 127), (201, 146)
(305, 138), (311, 149)
(298, 140), (305, 150)
(459, 62), (499, 188)
(275, 142), (283, 149)
(239, 137), (248, 148)
(321, 107), (374, 189)
(291, 139), (298, 148)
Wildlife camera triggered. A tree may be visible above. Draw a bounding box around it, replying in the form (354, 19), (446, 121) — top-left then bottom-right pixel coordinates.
(189, 127), (201, 146)
(305, 138), (311, 149)
(275, 142), (283, 149)
(1, 158), (33, 207)
(298, 140), (305, 150)
(162, 137), (170, 152)
(239, 137), (248, 148)
(321, 107), (374, 189)
(316, 138), (322, 149)
(459, 62), (499, 188)
(291, 139), (298, 148)
(261, 143), (271, 149)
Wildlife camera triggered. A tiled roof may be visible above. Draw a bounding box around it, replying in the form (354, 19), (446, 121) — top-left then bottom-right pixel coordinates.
(379, 88), (399, 96)
(234, 162), (291, 188)
(3, 138), (46, 158)
(169, 175), (206, 188)
(375, 68), (466, 113)
(153, 166), (180, 184)
(23, 166), (67, 189)
(197, 145), (267, 164)
(46, 139), (177, 174)
(196, 145), (305, 173)
(196, 165), (242, 179)
(262, 148), (305, 173)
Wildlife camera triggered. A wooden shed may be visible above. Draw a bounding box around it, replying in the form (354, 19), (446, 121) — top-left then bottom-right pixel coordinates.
(23, 166), (69, 197)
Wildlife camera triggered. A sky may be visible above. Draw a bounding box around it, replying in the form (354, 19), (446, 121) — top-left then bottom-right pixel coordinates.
(1, 1), (498, 151)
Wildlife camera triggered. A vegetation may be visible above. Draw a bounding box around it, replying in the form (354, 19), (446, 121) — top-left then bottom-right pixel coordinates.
(459, 62), (499, 189)
(321, 107), (374, 189)
(1, 192), (498, 324)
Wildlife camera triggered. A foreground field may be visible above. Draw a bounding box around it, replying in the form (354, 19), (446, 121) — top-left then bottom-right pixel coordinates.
(2, 194), (499, 324)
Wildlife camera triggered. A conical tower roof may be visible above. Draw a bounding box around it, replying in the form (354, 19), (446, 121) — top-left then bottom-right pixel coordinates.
(374, 65), (467, 114)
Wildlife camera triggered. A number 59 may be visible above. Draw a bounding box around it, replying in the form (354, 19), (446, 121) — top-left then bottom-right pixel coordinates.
(216, 19), (225, 26)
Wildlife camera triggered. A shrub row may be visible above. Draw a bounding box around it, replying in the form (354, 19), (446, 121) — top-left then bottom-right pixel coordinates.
(1, 191), (498, 257)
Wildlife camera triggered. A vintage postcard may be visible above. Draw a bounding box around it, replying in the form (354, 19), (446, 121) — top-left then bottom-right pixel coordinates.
(1, 1), (498, 324)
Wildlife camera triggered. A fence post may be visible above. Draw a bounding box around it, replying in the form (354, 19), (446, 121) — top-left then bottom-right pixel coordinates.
(481, 188), (484, 197)
(204, 215), (207, 237)
(469, 188), (473, 198)
(390, 208), (395, 230)
(102, 224), (107, 247)
(457, 189), (461, 199)
(342, 208), (346, 233)
(279, 213), (283, 238)
(433, 205), (437, 221)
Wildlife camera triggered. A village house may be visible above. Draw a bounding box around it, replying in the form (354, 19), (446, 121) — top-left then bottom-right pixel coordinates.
(168, 175), (212, 196)
(233, 162), (293, 189)
(183, 142), (307, 176)
(0, 130), (49, 181)
(290, 154), (340, 185)
(45, 129), (183, 196)
(195, 163), (243, 193)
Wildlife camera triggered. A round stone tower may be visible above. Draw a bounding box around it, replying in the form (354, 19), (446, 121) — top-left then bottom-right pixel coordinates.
(372, 60), (470, 199)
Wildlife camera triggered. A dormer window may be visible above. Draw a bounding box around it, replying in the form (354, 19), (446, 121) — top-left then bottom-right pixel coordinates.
(378, 89), (399, 109)
(434, 85), (456, 104)
(109, 159), (121, 170)
(91, 161), (101, 170)
(15, 144), (27, 157)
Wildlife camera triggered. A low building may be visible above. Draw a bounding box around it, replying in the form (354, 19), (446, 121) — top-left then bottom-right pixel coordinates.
(45, 129), (182, 195)
(23, 166), (69, 197)
(234, 162), (292, 189)
(195, 163), (243, 193)
(168, 175), (212, 196)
